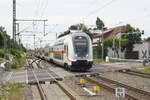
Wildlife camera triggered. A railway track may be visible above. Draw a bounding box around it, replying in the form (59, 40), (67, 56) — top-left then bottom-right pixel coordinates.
(84, 75), (150, 100)
(119, 69), (150, 79)
(27, 57), (78, 100)
(28, 56), (150, 100)
(31, 69), (48, 100)
(27, 58), (48, 100)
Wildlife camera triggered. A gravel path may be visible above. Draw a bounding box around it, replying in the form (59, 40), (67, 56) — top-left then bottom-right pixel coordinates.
(42, 84), (70, 100)
(31, 85), (41, 100)
(22, 85), (33, 100)
(103, 72), (150, 93)
(63, 76), (126, 100)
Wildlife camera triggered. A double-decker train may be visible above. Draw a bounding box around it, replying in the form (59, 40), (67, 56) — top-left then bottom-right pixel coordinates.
(36, 32), (93, 71)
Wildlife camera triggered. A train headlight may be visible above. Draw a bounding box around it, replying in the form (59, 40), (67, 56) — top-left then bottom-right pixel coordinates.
(86, 54), (89, 57)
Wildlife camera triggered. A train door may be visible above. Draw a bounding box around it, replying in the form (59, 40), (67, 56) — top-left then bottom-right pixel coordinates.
(64, 45), (66, 61)
(64, 44), (68, 61)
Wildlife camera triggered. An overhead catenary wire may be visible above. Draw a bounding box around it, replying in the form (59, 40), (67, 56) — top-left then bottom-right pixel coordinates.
(19, 24), (33, 34)
(33, 0), (45, 30)
(111, 12), (150, 27)
(32, 0), (48, 37)
(123, 13), (150, 23)
(86, 0), (118, 18)
(82, 0), (150, 30)
(80, 0), (118, 25)
(39, 0), (48, 19)
(89, 0), (102, 6)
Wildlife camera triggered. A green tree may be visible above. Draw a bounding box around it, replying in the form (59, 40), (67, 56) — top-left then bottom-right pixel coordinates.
(69, 25), (78, 30)
(96, 17), (105, 30)
(69, 23), (87, 30)
(104, 36), (128, 57)
(104, 36), (128, 50)
(0, 26), (10, 48)
(93, 45), (108, 59)
(145, 37), (150, 41)
(121, 24), (142, 52)
(58, 30), (71, 38)
(58, 23), (93, 39)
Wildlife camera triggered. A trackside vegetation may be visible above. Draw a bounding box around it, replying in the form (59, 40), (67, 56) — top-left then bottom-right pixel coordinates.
(0, 26), (26, 71)
(0, 83), (23, 100)
(132, 65), (150, 74)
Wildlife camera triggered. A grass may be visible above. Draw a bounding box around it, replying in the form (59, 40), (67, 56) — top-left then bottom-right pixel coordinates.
(93, 58), (115, 64)
(131, 65), (150, 74)
(93, 58), (105, 63)
(0, 83), (23, 100)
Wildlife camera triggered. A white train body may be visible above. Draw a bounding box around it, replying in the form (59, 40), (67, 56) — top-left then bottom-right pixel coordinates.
(39, 32), (93, 71)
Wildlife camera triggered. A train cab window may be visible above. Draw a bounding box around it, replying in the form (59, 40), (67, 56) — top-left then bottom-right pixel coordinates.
(73, 36), (89, 57)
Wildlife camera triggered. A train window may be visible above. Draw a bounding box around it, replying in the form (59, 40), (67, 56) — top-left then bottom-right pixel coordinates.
(73, 36), (89, 57)
(64, 45), (66, 51)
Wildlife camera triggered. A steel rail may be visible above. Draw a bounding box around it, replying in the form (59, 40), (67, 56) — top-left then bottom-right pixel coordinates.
(120, 70), (150, 79)
(45, 69), (77, 100)
(27, 58), (48, 100)
(28, 56), (77, 100)
(85, 77), (138, 100)
(56, 82), (76, 100)
(33, 69), (48, 100)
(96, 75), (150, 96)
(32, 69), (48, 100)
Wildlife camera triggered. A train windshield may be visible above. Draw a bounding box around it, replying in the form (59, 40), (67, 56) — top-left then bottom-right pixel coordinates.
(74, 36), (88, 57)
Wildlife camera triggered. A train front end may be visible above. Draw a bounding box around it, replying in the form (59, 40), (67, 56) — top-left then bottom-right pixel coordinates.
(70, 33), (93, 71)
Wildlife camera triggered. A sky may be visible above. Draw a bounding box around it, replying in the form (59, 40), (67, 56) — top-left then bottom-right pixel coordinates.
(0, 0), (150, 49)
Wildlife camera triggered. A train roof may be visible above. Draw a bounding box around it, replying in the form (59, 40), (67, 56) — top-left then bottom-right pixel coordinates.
(57, 32), (88, 40)
(54, 32), (89, 45)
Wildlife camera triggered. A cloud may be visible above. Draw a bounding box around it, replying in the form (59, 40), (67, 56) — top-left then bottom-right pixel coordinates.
(0, 0), (150, 49)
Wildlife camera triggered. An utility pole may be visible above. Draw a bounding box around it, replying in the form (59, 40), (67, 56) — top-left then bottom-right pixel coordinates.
(40, 39), (42, 48)
(119, 38), (121, 58)
(113, 37), (115, 57)
(101, 28), (104, 60)
(16, 23), (19, 43)
(33, 34), (36, 50)
(13, 0), (16, 41)
(43, 20), (46, 36)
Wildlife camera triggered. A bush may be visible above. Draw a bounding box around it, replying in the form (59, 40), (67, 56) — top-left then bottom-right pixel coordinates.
(5, 49), (25, 71)
(5, 57), (25, 71)
(9, 49), (22, 59)
(93, 46), (108, 59)
(0, 49), (4, 58)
